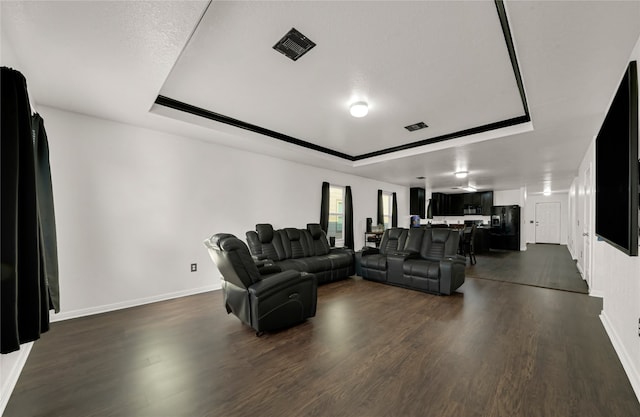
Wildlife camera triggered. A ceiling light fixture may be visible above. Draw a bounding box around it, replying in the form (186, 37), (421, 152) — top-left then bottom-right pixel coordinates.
(455, 171), (468, 179)
(543, 189), (551, 196)
(350, 101), (368, 118)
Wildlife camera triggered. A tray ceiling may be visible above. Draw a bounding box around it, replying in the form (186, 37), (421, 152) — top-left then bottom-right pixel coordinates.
(156, 1), (528, 160)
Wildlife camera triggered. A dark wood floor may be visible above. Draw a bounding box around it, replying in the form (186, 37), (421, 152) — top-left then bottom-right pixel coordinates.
(466, 244), (589, 294)
(5, 249), (639, 416)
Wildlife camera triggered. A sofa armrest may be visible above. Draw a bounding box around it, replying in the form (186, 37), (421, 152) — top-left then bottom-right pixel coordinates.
(438, 257), (466, 295)
(253, 258), (272, 267)
(257, 264), (282, 276)
(361, 246), (380, 256)
(330, 247), (354, 256)
(249, 270), (315, 299)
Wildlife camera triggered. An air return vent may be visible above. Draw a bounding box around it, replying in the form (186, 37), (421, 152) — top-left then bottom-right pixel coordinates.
(405, 122), (429, 132)
(273, 28), (316, 61)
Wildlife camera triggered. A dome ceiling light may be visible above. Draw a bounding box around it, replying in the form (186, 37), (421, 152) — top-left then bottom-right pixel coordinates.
(455, 171), (468, 179)
(349, 101), (368, 118)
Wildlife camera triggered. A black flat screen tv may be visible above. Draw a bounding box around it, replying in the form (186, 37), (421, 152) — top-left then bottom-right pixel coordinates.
(595, 60), (639, 256)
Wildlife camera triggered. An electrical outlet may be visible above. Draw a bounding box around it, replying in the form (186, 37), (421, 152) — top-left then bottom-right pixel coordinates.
(190, 263), (197, 272)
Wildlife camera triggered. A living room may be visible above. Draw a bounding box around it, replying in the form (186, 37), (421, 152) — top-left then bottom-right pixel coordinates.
(2, 1), (640, 416)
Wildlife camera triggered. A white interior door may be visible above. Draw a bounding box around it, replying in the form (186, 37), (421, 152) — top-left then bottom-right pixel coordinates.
(582, 165), (592, 285)
(535, 202), (561, 244)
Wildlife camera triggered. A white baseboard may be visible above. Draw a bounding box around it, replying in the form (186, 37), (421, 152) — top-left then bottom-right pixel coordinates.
(600, 311), (640, 404)
(589, 289), (604, 298)
(1, 342), (33, 416)
(51, 284), (221, 322)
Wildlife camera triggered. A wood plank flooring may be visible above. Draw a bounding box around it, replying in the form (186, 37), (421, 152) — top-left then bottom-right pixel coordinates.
(5, 246), (638, 417)
(466, 244), (589, 293)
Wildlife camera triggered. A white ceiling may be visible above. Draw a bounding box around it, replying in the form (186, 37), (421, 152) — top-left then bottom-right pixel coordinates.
(2, 1), (640, 195)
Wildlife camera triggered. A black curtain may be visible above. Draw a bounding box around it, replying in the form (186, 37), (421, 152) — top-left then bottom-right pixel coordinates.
(377, 189), (384, 226)
(392, 192), (398, 227)
(320, 181), (330, 233)
(1, 67), (59, 354)
(33, 114), (60, 314)
(344, 186), (354, 249)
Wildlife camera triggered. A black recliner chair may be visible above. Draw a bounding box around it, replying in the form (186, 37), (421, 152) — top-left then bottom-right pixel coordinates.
(204, 233), (317, 336)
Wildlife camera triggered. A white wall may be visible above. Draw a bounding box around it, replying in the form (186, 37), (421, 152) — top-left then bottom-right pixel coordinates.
(0, 343), (32, 415)
(493, 189), (521, 206)
(524, 193), (569, 245)
(41, 106), (408, 321)
(572, 36), (640, 402)
(598, 38), (640, 402)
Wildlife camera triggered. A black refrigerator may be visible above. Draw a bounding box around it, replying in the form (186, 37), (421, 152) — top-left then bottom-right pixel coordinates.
(490, 205), (521, 250)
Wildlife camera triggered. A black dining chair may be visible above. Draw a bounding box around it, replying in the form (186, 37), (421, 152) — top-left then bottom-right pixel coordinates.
(461, 224), (477, 265)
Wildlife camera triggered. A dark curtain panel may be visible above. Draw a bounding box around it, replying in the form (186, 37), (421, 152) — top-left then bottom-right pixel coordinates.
(320, 181), (330, 233)
(377, 189), (384, 226)
(33, 114), (60, 313)
(344, 186), (354, 249)
(392, 192), (398, 227)
(1, 67), (58, 354)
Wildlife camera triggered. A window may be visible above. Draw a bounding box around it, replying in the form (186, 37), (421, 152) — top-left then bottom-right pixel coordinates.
(382, 192), (393, 229)
(328, 185), (345, 239)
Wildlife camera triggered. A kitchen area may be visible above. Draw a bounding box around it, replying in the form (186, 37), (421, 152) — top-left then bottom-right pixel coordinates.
(410, 188), (522, 254)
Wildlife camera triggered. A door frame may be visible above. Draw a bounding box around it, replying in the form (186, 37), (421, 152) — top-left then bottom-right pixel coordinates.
(582, 163), (593, 287)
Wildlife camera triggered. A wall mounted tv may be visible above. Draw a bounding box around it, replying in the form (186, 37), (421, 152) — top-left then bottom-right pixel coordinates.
(595, 60), (638, 256)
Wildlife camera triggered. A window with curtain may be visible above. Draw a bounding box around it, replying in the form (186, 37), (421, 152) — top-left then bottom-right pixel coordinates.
(382, 191), (393, 229)
(328, 185), (345, 240)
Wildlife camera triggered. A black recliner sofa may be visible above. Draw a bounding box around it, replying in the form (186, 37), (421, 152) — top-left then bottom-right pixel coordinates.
(359, 227), (465, 295)
(246, 223), (355, 285)
(204, 233), (317, 335)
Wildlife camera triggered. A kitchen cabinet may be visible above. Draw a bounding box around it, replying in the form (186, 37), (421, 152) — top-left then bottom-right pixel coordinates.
(431, 191), (493, 216)
(410, 187), (425, 218)
(431, 192), (446, 216)
(480, 191), (493, 215)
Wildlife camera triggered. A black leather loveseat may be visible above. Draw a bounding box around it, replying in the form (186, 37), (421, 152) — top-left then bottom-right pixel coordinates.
(359, 227), (465, 295)
(246, 223), (355, 285)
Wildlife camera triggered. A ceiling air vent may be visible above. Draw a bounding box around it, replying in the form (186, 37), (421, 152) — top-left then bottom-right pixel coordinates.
(405, 122), (429, 132)
(273, 27), (316, 61)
